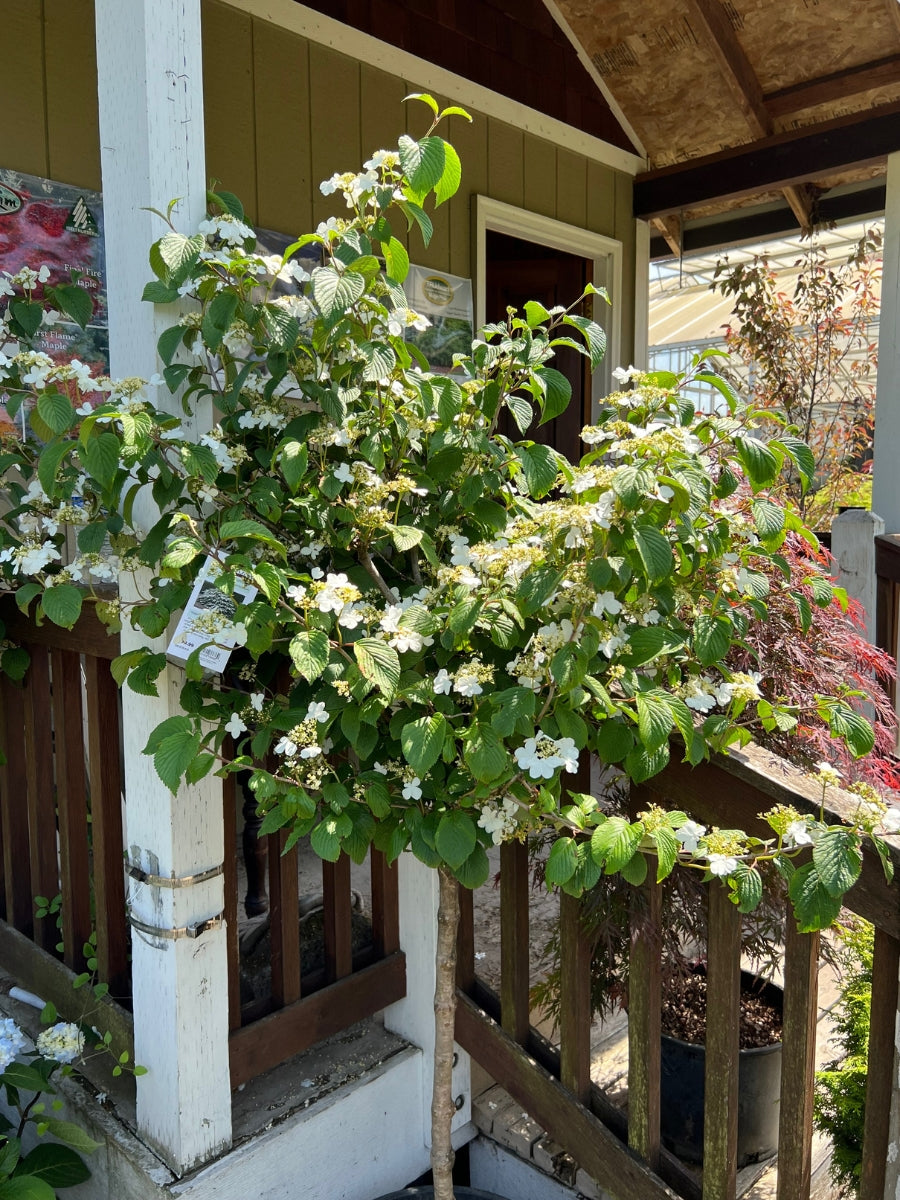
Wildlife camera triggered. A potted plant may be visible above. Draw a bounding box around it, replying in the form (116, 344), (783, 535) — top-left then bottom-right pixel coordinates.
(0, 99), (895, 1200)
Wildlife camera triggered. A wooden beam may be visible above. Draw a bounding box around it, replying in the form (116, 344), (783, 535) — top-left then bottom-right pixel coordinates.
(685, 0), (769, 138)
(652, 216), (682, 257)
(782, 182), (815, 232)
(765, 53), (900, 119)
(634, 100), (900, 218)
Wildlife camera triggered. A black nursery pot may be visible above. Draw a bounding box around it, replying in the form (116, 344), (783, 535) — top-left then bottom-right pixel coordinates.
(659, 973), (783, 1167)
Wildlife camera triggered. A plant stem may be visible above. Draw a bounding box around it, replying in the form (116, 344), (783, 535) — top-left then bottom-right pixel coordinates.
(432, 863), (460, 1200)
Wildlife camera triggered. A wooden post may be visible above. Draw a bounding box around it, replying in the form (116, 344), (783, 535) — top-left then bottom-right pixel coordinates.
(776, 922), (819, 1200)
(703, 882), (741, 1200)
(95, 0), (231, 1172)
(831, 509), (885, 643)
(628, 876), (662, 1170)
(559, 890), (592, 1104)
(860, 929), (900, 1200)
(500, 840), (530, 1043)
(384, 855), (472, 1149)
(872, 151), (900, 534)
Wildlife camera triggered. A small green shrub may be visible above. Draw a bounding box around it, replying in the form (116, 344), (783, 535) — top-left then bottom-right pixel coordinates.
(814, 919), (874, 1198)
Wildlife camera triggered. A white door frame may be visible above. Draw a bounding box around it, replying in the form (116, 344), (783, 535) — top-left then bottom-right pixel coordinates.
(474, 195), (623, 410)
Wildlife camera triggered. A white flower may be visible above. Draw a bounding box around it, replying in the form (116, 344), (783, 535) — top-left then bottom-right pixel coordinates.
(299, 744), (322, 759)
(391, 629), (430, 654)
(337, 603), (365, 630)
(402, 777), (422, 801)
(286, 583), (307, 604)
(881, 807), (900, 834)
(379, 604), (403, 633)
(785, 820), (814, 847)
(333, 462), (354, 485)
(612, 364), (641, 385)
(306, 701), (329, 724)
(513, 732), (575, 780)
(453, 672), (482, 698)
(275, 736), (298, 757)
(249, 693), (265, 712)
(707, 854), (739, 877)
(224, 713), (247, 738)
(0, 1018), (25, 1072)
(675, 819), (706, 854)
(36, 1022), (84, 1064)
(433, 669), (452, 695)
(684, 676), (717, 712)
(373, 761), (389, 775)
(553, 737), (579, 774)
(316, 572), (353, 614)
(592, 591), (622, 618)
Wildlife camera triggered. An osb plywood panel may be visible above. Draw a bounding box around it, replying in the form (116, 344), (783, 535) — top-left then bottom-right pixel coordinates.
(556, 0), (900, 169)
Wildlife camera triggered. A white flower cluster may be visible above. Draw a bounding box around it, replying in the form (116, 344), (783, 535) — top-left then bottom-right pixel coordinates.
(682, 671), (762, 712)
(0, 540), (61, 575)
(35, 1021), (84, 1064)
(432, 660), (492, 698)
(0, 1017), (25, 1072)
(198, 215), (255, 245)
(513, 732), (579, 780)
(477, 796), (519, 845)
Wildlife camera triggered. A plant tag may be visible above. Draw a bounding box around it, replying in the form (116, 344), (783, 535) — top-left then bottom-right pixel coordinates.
(166, 555), (257, 674)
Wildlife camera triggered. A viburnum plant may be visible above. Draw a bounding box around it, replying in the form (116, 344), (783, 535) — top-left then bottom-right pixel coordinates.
(0, 97), (896, 1198)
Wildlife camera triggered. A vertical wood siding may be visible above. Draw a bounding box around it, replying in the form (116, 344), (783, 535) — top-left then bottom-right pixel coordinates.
(2, 0), (636, 353)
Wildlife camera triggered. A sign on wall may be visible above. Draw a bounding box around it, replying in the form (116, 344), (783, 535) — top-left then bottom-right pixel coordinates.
(404, 264), (474, 373)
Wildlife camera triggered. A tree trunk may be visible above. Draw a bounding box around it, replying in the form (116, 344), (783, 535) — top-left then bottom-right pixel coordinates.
(432, 863), (460, 1200)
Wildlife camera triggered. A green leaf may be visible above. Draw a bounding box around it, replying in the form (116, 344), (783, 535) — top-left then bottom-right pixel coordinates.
(590, 816), (643, 872)
(624, 741), (670, 783)
(127, 652), (167, 696)
(515, 444), (559, 498)
(52, 284), (93, 329)
(545, 837), (579, 886)
(434, 142), (462, 206)
(562, 313), (606, 369)
(620, 852), (648, 885)
(537, 368), (572, 425)
(354, 639), (400, 699)
(813, 826), (862, 897)
(311, 266), (366, 319)
(653, 826), (679, 881)
(0, 1176), (56, 1200)
(633, 525), (673, 582)
(435, 810), (476, 869)
(594, 719), (634, 763)
(735, 435), (781, 489)
(40, 585), (82, 629)
(389, 525), (423, 552)
(15, 1144), (91, 1189)
(398, 134), (446, 197)
(1, 1064), (48, 1093)
(37, 440), (71, 498)
(311, 818), (343, 863)
(154, 729), (202, 792)
(624, 626), (683, 666)
(401, 714), (448, 776)
(490, 687), (536, 738)
(82, 432), (120, 488)
(751, 498), (786, 540)
(825, 702), (875, 758)
(731, 864), (763, 913)
(289, 630), (330, 682)
(157, 232), (204, 285)
(448, 596), (482, 636)
(1, 647), (30, 683)
(36, 390), (73, 435)
(464, 724), (509, 783)
(454, 843), (490, 889)
(524, 300), (552, 328)
(506, 394), (532, 434)
(773, 435), (816, 491)
(279, 441), (309, 493)
(383, 237), (410, 283)
(636, 691), (674, 752)
(142, 280), (179, 304)
(788, 862), (843, 932)
(201, 291), (239, 353)
(693, 614), (731, 667)
(219, 519), (282, 548)
(157, 324), (185, 366)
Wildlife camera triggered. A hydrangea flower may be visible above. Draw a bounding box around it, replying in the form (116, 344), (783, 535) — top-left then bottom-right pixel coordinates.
(707, 854), (739, 877)
(675, 819), (706, 854)
(36, 1022), (84, 1065)
(0, 1018), (25, 1072)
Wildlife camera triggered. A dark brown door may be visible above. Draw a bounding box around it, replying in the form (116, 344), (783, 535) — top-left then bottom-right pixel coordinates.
(485, 230), (590, 463)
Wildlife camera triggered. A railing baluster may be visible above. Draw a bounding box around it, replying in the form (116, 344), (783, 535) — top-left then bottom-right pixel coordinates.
(268, 830), (300, 1005)
(456, 878), (475, 992)
(559, 890), (591, 1104)
(83, 655), (128, 999)
(222, 763), (241, 1031)
(23, 645), (58, 952)
(703, 881), (741, 1200)
(628, 875), (662, 1170)
(0, 673), (33, 934)
(776, 919), (819, 1200)
(323, 853), (353, 981)
(370, 849), (399, 957)
(500, 839), (530, 1043)
(860, 927), (900, 1200)
(51, 647), (90, 972)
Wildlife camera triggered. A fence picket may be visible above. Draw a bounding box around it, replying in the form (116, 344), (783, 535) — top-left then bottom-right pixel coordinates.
(268, 830), (301, 1006)
(628, 875), (662, 1169)
(0, 673), (32, 935)
(776, 921), (819, 1200)
(323, 853), (353, 981)
(702, 882), (741, 1200)
(559, 890), (591, 1104)
(500, 839), (530, 1043)
(860, 927), (900, 1200)
(51, 647), (90, 972)
(23, 645), (58, 952)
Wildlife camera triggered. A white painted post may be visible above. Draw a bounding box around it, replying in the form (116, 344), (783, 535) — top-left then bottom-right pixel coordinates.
(872, 151), (900, 535)
(632, 219), (651, 370)
(384, 855), (473, 1151)
(95, 0), (232, 1173)
(831, 508), (885, 643)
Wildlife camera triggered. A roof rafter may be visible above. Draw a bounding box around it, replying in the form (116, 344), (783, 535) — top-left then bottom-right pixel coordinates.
(634, 100), (900, 218)
(764, 52), (900, 118)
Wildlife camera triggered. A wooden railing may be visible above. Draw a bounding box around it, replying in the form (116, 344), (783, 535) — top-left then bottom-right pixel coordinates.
(0, 596), (130, 1008)
(455, 741), (900, 1200)
(0, 598), (405, 1090)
